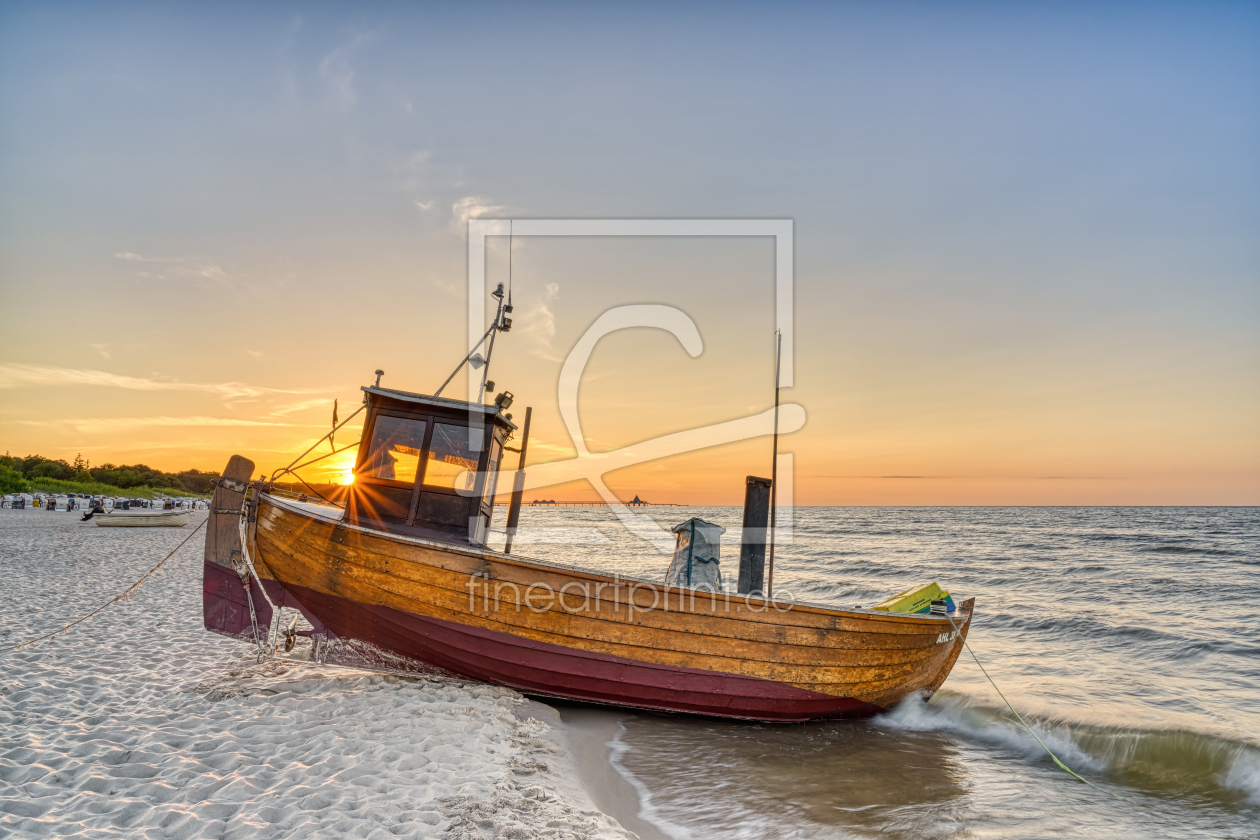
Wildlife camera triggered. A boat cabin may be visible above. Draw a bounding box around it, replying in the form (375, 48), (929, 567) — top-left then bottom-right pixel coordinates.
(344, 385), (516, 546)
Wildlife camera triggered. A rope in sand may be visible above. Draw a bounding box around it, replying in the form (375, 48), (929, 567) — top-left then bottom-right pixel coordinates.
(2, 517), (207, 654)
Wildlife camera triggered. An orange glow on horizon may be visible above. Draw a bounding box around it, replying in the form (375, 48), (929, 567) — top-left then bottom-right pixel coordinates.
(294, 446), (361, 487)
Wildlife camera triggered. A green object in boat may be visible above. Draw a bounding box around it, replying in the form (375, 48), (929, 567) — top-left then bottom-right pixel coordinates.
(871, 581), (952, 614)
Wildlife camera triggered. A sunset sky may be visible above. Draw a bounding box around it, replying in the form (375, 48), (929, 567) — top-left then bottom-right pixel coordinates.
(1, 2), (1257, 505)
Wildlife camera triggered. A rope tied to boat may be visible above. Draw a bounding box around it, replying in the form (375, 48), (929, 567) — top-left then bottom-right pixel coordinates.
(941, 610), (1158, 810)
(939, 612), (1210, 834)
(2, 518), (207, 654)
(236, 504), (282, 659)
(943, 611), (1099, 784)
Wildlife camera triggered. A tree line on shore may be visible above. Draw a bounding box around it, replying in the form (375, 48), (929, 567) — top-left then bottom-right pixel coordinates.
(0, 452), (218, 496)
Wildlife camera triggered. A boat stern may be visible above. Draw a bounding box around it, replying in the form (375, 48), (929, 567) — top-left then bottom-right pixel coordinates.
(202, 455), (274, 640)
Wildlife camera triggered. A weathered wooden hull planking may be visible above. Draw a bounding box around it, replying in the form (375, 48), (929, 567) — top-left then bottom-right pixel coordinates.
(200, 495), (975, 721)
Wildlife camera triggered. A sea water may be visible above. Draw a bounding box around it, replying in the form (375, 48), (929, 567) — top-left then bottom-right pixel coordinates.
(504, 505), (1260, 839)
(2, 506), (1257, 838)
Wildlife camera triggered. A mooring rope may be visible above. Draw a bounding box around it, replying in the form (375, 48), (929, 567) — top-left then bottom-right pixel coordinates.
(237, 511), (281, 656)
(2, 517), (207, 654)
(941, 610), (1173, 811)
(944, 611), (1100, 785)
(941, 612), (1210, 835)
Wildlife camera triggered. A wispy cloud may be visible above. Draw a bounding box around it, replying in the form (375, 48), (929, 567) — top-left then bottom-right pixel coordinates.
(319, 46), (356, 104)
(88, 343), (111, 359)
(89, 416), (297, 431)
(10, 416), (307, 433)
(809, 475), (1117, 481)
(522, 437), (575, 456)
(115, 252), (183, 262)
(522, 282), (562, 361)
(114, 252), (231, 286)
(0, 363), (324, 400)
(318, 31), (377, 106)
(452, 196), (506, 231)
(267, 397), (336, 418)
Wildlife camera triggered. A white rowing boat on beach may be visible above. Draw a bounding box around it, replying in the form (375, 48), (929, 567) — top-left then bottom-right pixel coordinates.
(93, 509), (192, 528)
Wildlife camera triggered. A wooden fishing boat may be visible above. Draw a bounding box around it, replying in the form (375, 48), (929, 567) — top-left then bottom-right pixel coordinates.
(202, 289), (974, 721)
(203, 414), (973, 720)
(94, 508), (192, 527)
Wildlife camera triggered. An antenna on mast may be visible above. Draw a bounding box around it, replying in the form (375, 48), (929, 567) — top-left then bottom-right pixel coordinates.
(477, 282), (506, 401)
(434, 220), (515, 400)
(767, 329), (782, 598)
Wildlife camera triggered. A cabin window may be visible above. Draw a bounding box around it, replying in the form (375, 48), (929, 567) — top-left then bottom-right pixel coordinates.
(425, 423), (480, 491)
(361, 415), (427, 483)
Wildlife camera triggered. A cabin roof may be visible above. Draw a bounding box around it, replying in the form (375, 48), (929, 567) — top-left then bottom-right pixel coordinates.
(361, 385), (518, 429)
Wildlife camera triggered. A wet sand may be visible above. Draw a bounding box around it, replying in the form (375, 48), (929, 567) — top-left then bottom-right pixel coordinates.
(547, 702), (672, 840)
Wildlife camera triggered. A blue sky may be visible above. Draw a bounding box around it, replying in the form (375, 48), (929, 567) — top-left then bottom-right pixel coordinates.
(1, 1), (1257, 503)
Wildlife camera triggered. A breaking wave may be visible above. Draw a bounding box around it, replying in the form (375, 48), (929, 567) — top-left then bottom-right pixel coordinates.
(879, 691), (1260, 807)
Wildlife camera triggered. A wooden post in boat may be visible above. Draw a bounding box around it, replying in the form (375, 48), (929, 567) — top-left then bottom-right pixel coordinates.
(737, 475), (772, 594)
(205, 455), (254, 569)
(767, 329), (782, 598)
(503, 406), (532, 554)
(203, 455), (270, 638)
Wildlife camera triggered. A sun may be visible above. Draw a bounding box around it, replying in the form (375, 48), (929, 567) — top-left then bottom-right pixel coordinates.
(305, 449), (358, 486)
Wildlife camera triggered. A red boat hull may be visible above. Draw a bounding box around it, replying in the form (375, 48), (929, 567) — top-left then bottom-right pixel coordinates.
(203, 486), (973, 722)
(286, 579), (885, 721)
(205, 556), (880, 720)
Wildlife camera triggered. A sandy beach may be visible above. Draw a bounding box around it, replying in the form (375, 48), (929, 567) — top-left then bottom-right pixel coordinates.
(0, 510), (638, 839)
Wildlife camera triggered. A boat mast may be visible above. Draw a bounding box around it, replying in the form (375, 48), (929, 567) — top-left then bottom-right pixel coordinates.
(434, 221), (514, 400)
(476, 285), (508, 402)
(767, 329), (782, 598)
(476, 222), (514, 402)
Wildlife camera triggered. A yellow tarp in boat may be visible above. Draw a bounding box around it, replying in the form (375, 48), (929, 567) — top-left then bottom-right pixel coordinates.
(872, 582), (950, 614)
